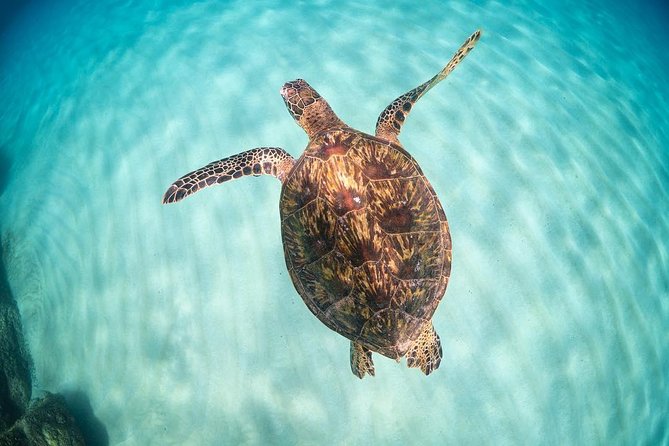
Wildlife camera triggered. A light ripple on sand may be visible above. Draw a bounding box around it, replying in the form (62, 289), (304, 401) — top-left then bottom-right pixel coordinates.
(0, 0), (668, 444)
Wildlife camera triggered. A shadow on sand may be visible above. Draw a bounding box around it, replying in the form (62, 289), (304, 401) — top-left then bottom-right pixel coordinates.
(1, 237), (108, 444)
(62, 390), (110, 446)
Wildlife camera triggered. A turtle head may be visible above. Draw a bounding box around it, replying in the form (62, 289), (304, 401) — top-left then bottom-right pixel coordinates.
(280, 79), (345, 137)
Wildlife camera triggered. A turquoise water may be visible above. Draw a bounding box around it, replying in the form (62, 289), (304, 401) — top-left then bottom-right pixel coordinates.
(1, 0), (668, 444)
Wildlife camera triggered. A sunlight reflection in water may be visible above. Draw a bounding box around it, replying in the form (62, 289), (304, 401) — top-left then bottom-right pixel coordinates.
(0, 0), (667, 444)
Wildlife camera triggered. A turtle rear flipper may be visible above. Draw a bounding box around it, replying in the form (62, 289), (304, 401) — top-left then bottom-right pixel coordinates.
(375, 29), (481, 145)
(162, 147), (295, 204)
(406, 322), (442, 375)
(350, 341), (375, 379)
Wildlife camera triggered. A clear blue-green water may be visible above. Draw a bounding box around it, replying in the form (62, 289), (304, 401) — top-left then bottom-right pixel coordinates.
(1, 0), (668, 444)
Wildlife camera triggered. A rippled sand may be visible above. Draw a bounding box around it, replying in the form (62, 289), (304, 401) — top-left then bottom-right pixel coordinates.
(0, 0), (667, 444)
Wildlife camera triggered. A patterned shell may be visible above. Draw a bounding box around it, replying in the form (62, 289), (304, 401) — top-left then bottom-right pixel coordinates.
(279, 128), (451, 359)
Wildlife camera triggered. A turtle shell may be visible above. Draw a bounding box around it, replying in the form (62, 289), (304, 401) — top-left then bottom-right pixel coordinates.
(279, 128), (451, 359)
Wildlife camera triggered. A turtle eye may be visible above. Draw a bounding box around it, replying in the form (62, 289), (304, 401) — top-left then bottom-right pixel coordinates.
(281, 90), (304, 120)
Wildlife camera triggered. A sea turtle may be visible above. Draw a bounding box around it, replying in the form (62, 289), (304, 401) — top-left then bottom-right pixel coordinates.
(163, 30), (481, 378)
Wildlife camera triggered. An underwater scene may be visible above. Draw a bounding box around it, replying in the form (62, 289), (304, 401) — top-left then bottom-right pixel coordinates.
(1, 0), (667, 444)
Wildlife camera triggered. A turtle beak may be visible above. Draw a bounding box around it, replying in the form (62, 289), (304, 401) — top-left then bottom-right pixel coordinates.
(280, 80), (303, 121)
(280, 80), (299, 100)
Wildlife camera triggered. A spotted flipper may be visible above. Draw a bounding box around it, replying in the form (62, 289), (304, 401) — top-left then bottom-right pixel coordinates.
(375, 29), (481, 145)
(406, 322), (442, 375)
(350, 341), (375, 379)
(162, 147), (295, 204)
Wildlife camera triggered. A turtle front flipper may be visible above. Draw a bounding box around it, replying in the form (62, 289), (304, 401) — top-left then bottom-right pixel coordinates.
(375, 29), (481, 145)
(162, 147), (295, 204)
(350, 341), (375, 379)
(406, 321), (442, 375)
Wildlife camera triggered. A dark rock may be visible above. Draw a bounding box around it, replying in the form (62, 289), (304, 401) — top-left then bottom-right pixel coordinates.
(0, 237), (32, 431)
(0, 238), (100, 444)
(0, 393), (85, 446)
(0, 426), (29, 446)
